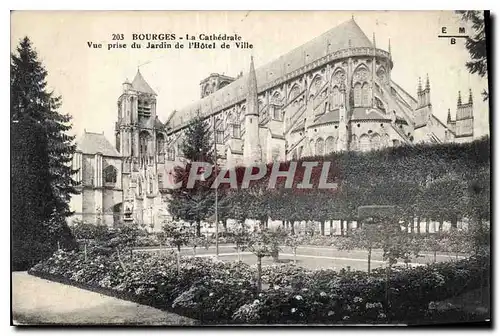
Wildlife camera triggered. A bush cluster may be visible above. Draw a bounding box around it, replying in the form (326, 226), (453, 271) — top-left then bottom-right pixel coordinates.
(30, 249), (488, 324)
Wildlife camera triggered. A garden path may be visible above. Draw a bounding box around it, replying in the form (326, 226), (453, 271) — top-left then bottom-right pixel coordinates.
(11, 272), (197, 325)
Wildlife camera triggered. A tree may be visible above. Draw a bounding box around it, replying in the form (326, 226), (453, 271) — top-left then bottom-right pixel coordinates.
(337, 225), (383, 274)
(162, 220), (191, 253)
(457, 10), (489, 101)
(231, 222), (252, 262)
(247, 229), (282, 291)
(167, 114), (215, 236)
(284, 233), (306, 264)
(11, 37), (78, 270)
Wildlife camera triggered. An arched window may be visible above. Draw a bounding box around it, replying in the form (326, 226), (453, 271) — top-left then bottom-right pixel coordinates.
(215, 117), (224, 144)
(292, 149), (297, 160)
(309, 139), (315, 156)
(104, 165), (117, 184)
(361, 83), (370, 106)
(156, 133), (165, 154)
(316, 138), (324, 156)
(167, 146), (175, 161)
(359, 134), (371, 152)
(139, 131), (150, 157)
(227, 112), (241, 139)
(371, 133), (381, 150)
(351, 135), (358, 151)
(353, 83), (362, 107)
(325, 136), (336, 154)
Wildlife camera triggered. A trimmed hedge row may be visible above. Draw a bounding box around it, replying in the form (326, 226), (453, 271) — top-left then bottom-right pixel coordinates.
(30, 250), (489, 324)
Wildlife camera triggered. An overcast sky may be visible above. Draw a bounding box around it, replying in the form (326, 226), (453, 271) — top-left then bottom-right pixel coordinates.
(11, 10), (489, 141)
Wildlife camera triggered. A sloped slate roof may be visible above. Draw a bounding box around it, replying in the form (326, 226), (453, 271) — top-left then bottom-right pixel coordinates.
(169, 18), (373, 127)
(132, 70), (156, 95)
(76, 131), (121, 157)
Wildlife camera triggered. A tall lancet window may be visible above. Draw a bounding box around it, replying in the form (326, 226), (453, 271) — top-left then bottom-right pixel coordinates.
(215, 117), (224, 144)
(361, 83), (370, 106)
(325, 136), (335, 154)
(353, 83), (362, 107)
(139, 131), (150, 158)
(156, 133), (165, 154)
(332, 86), (340, 108)
(316, 138), (324, 156)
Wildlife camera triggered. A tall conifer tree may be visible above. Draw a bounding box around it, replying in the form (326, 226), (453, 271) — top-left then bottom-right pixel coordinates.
(167, 113), (215, 236)
(11, 37), (78, 270)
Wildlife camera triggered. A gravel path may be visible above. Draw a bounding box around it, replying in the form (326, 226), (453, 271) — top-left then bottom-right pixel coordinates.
(12, 272), (196, 326)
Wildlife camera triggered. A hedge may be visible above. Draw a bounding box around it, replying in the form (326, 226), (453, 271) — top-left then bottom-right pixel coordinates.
(30, 249), (489, 324)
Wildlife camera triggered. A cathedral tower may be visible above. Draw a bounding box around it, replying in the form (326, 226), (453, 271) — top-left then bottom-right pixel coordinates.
(243, 56), (262, 165)
(414, 75), (432, 127)
(116, 69), (158, 169)
(455, 90), (474, 141)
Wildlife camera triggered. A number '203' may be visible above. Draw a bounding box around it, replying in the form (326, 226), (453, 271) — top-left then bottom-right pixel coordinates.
(112, 34), (125, 40)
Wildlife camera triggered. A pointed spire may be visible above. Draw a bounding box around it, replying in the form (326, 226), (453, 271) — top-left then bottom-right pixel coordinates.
(388, 38), (391, 54)
(372, 32), (376, 48)
(418, 77), (422, 93)
(246, 56), (258, 116)
(457, 91), (462, 105)
(425, 74), (430, 90)
(447, 108), (452, 123)
(131, 69), (156, 95)
(348, 39), (352, 48)
(468, 88), (473, 104)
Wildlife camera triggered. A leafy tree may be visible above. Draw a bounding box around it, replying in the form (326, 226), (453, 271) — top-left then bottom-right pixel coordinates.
(11, 37), (78, 270)
(337, 224), (383, 274)
(284, 233), (306, 264)
(167, 114), (215, 236)
(456, 10), (489, 101)
(163, 220), (191, 253)
(247, 229), (283, 291)
(231, 222), (252, 262)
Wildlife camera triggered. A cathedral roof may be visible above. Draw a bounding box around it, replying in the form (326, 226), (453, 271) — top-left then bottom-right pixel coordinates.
(76, 131), (121, 157)
(168, 18), (373, 129)
(131, 69), (156, 95)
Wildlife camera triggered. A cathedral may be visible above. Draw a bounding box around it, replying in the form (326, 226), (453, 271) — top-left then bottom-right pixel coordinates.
(69, 18), (475, 230)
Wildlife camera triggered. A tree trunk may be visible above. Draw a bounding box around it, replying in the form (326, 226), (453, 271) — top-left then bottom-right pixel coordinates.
(340, 220), (344, 236)
(223, 219), (228, 232)
(320, 220), (325, 236)
(416, 216), (421, 234)
(439, 219), (444, 233)
(237, 246), (241, 262)
(176, 250), (181, 275)
(257, 256), (262, 292)
(345, 221), (350, 237)
(367, 247), (372, 275)
(330, 220), (334, 235)
(293, 247), (297, 264)
(451, 215), (458, 230)
(193, 246), (196, 256)
(425, 218), (430, 234)
(433, 250), (437, 263)
(196, 221), (201, 237)
(290, 221), (295, 235)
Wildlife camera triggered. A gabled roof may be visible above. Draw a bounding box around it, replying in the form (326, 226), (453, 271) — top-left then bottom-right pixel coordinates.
(131, 70), (156, 95)
(168, 18), (374, 128)
(76, 131), (121, 157)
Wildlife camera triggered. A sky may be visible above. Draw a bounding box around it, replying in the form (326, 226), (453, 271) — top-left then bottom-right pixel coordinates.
(11, 10), (490, 142)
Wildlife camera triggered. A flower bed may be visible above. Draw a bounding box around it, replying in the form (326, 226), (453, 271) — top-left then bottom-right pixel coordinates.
(30, 249), (489, 324)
